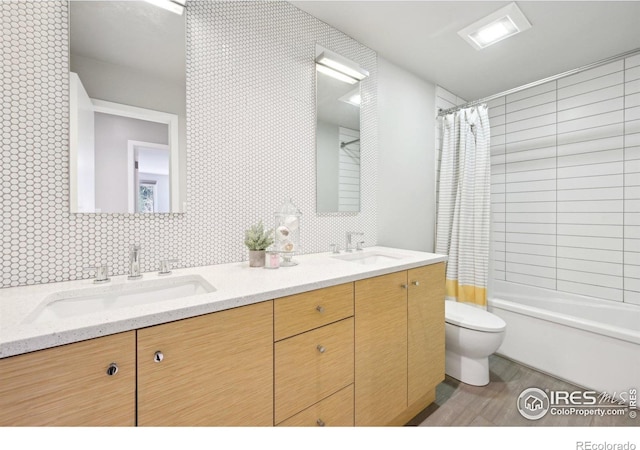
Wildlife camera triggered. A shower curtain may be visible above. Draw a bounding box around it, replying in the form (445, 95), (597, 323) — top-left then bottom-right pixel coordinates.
(435, 105), (491, 306)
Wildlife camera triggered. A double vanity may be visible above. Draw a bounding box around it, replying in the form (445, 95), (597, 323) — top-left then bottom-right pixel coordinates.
(0, 247), (446, 427)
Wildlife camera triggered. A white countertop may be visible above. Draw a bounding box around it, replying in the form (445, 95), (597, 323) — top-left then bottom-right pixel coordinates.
(0, 246), (446, 359)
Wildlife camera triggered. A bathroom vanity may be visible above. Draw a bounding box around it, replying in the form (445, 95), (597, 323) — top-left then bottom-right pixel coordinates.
(0, 247), (446, 427)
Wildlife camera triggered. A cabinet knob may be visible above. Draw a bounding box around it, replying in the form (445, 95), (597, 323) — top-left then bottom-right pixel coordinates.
(412, 281), (420, 286)
(154, 351), (164, 363)
(106, 363), (119, 376)
(316, 344), (326, 354)
(316, 418), (326, 427)
(401, 284), (408, 289)
(316, 305), (325, 313)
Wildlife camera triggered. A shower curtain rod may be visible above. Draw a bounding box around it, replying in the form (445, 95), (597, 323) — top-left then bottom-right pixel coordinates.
(340, 138), (360, 148)
(437, 47), (640, 117)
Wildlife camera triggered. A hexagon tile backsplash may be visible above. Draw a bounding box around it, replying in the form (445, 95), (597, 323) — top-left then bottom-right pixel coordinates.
(1, 1), (377, 288)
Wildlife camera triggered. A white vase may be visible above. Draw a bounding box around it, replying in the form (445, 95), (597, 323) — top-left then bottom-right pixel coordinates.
(249, 250), (266, 268)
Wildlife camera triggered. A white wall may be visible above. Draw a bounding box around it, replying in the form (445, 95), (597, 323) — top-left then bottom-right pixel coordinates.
(316, 120), (339, 212)
(1, 1), (378, 287)
(94, 113), (168, 213)
(377, 56), (436, 252)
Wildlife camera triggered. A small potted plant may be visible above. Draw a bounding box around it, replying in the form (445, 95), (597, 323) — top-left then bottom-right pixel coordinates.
(244, 220), (274, 267)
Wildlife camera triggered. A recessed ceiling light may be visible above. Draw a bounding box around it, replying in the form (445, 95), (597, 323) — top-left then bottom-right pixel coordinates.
(458, 2), (531, 50)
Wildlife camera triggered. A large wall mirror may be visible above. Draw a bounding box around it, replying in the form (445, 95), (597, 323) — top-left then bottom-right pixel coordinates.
(69, 1), (186, 213)
(315, 45), (368, 213)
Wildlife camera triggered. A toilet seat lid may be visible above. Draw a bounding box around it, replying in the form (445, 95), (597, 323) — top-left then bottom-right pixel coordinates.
(445, 301), (506, 333)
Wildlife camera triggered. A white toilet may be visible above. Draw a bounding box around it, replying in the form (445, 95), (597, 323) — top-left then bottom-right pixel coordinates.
(444, 300), (506, 386)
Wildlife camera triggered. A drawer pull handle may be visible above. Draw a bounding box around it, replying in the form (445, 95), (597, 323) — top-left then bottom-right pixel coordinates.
(316, 305), (325, 313)
(412, 281), (420, 286)
(401, 284), (408, 289)
(317, 345), (326, 354)
(316, 418), (325, 427)
(106, 363), (118, 376)
(154, 351), (164, 363)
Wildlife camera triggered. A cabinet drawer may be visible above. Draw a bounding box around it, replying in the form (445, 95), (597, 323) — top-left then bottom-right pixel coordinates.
(277, 384), (354, 427)
(275, 317), (354, 424)
(274, 283), (353, 341)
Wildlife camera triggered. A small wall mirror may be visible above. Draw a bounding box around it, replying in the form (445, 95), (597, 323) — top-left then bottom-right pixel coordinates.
(315, 45), (368, 213)
(69, 1), (186, 213)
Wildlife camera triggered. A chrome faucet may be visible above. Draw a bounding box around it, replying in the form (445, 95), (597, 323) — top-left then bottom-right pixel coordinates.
(128, 244), (142, 280)
(345, 231), (364, 253)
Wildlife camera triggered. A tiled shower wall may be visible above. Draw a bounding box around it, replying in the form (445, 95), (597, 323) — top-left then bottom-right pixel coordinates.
(490, 53), (640, 305)
(0, 1), (378, 288)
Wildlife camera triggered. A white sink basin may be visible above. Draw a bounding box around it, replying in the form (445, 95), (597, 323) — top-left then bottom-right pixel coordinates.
(24, 275), (215, 324)
(332, 251), (405, 265)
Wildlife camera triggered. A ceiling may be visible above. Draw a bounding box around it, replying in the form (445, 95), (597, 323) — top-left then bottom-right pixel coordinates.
(290, 1), (640, 101)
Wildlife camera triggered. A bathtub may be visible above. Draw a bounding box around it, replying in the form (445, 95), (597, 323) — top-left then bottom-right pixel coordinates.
(488, 280), (640, 396)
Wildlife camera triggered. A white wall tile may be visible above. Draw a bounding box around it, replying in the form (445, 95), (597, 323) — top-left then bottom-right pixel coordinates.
(626, 65), (640, 82)
(0, 1), (379, 287)
(507, 262), (556, 279)
(506, 113), (557, 134)
(557, 98), (623, 123)
(557, 60), (623, 89)
(506, 179), (556, 192)
(506, 202), (556, 213)
(557, 257), (623, 277)
(505, 222), (556, 234)
(506, 252), (556, 267)
(507, 90), (556, 114)
(506, 242), (556, 256)
(557, 223), (623, 238)
(506, 81), (556, 103)
(557, 135), (623, 156)
(626, 53), (640, 69)
(557, 188), (623, 202)
(558, 280), (623, 302)
(507, 101), (556, 123)
(505, 168), (556, 183)
(557, 161), (623, 179)
(557, 110), (623, 134)
(557, 122), (624, 146)
(557, 148), (623, 167)
(507, 272), (556, 289)
(627, 79), (640, 95)
(557, 85), (623, 111)
(557, 174), (623, 189)
(557, 246), (622, 264)
(558, 235), (623, 251)
(557, 268), (622, 289)
(505, 232), (556, 245)
(558, 71), (624, 99)
(557, 198), (623, 211)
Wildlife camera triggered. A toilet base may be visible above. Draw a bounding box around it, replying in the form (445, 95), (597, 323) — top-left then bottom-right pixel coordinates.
(445, 350), (490, 386)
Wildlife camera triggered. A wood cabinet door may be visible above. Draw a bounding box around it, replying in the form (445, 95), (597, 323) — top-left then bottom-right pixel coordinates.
(408, 262), (445, 405)
(137, 301), (273, 426)
(355, 271), (408, 426)
(0, 331), (136, 426)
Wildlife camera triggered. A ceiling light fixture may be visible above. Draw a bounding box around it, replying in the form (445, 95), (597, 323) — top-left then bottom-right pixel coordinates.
(458, 2), (531, 50)
(144, 0), (186, 16)
(315, 50), (369, 84)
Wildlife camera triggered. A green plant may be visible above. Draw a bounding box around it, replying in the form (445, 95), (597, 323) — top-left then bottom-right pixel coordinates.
(244, 220), (274, 251)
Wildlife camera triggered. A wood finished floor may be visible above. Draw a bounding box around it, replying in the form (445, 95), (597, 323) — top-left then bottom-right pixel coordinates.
(408, 355), (637, 427)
